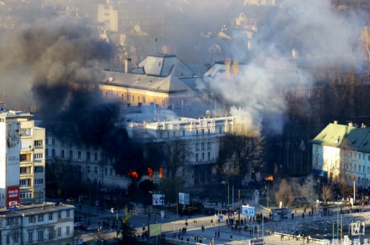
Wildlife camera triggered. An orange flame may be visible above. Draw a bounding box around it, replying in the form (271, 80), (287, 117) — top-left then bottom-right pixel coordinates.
(148, 168), (154, 179)
(265, 176), (274, 181)
(128, 170), (139, 179)
(159, 167), (164, 179)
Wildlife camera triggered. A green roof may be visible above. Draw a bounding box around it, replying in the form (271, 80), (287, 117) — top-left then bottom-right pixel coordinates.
(311, 123), (370, 152)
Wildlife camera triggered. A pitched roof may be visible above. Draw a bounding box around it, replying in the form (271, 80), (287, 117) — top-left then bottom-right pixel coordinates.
(311, 123), (370, 152)
(102, 69), (192, 93)
(136, 54), (195, 78)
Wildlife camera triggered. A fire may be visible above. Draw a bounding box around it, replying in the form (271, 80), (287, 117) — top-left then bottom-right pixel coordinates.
(265, 176), (274, 181)
(159, 167), (164, 178)
(148, 168), (154, 179)
(128, 170), (139, 179)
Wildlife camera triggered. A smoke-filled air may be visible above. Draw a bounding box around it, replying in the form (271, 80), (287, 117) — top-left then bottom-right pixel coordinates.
(199, 0), (364, 134)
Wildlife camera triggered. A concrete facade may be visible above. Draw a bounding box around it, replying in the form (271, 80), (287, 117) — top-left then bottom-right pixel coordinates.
(0, 202), (74, 245)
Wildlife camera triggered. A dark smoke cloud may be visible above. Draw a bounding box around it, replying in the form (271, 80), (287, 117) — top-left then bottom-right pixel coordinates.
(0, 14), (146, 176)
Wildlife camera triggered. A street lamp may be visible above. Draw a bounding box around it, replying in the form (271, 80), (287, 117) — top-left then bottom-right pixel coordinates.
(222, 181), (230, 223)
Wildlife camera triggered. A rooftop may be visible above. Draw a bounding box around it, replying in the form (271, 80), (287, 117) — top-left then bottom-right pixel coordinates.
(0, 202), (74, 217)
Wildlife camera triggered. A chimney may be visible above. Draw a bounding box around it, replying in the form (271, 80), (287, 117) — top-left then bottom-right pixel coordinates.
(333, 120), (338, 124)
(292, 48), (298, 60)
(348, 122), (353, 127)
(125, 58), (132, 73)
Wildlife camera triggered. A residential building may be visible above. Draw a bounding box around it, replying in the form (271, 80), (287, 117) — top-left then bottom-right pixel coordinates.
(0, 202), (74, 245)
(311, 121), (370, 187)
(0, 102), (46, 208)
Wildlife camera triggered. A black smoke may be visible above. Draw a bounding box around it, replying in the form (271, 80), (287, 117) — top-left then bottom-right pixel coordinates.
(0, 14), (146, 177)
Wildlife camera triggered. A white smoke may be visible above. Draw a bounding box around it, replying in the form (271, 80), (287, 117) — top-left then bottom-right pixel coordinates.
(198, 0), (364, 134)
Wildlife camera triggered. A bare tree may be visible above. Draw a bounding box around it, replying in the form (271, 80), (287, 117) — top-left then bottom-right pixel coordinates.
(274, 179), (295, 208)
(158, 137), (192, 180)
(330, 138), (357, 197)
(360, 26), (370, 61)
(219, 123), (264, 183)
(321, 184), (334, 204)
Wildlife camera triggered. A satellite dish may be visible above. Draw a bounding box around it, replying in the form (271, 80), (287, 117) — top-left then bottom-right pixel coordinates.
(206, 110), (210, 115)
(108, 77), (113, 82)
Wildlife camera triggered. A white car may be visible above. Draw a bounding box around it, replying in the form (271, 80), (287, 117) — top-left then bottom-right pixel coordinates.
(86, 224), (99, 231)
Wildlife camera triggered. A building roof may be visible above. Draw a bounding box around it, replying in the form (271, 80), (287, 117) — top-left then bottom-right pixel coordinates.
(136, 54), (195, 78)
(311, 122), (370, 152)
(102, 69), (192, 93)
(0, 202), (74, 217)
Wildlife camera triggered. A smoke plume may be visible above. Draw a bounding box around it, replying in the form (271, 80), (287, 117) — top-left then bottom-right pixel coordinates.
(199, 0), (365, 134)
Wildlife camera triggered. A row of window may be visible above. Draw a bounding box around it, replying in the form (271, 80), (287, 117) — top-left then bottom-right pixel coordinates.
(20, 178), (44, 187)
(195, 152), (212, 162)
(104, 91), (167, 106)
(195, 142), (212, 151)
(47, 149), (99, 161)
(6, 210), (70, 227)
(85, 166), (116, 176)
(20, 166), (44, 174)
(158, 127), (222, 138)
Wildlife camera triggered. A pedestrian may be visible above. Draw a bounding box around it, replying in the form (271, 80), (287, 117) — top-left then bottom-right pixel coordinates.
(302, 213), (305, 219)
(281, 234), (284, 241)
(217, 231), (220, 238)
(292, 213), (294, 220)
(215, 231), (217, 238)
(79, 204), (82, 210)
(230, 234), (233, 241)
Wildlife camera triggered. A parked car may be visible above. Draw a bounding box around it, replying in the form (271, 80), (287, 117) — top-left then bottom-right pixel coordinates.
(74, 222), (88, 230)
(74, 238), (86, 245)
(86, 224), (99, 231)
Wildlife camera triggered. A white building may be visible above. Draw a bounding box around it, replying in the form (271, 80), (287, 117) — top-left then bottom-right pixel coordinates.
(311, 121), (370, 187)
(46, 115), (235, 189)
(0, 202), (74, 245)
(0, 102), (45, 208)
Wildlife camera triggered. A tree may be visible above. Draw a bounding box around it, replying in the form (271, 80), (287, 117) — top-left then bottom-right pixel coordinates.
(274, 179), (295, 208)
(321, 184), (334, 204)
(360, 26), (370, 61)
(158, 137), (192, 180)
(218, 123), (264, 183)
(137, 179), (157, 210)
(117, 207), (137, 245)
(158, 177), (184, 204)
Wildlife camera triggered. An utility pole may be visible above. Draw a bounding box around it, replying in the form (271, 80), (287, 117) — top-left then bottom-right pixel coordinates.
(238, 189), (241, 223)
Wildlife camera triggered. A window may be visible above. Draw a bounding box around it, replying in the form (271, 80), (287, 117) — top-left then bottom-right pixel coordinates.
(78, 151), (81, 159)
(48, 228), (53, 240)
(196, 153), (199, 161)
(201, 142), (205, 150)
(219, 127), (222, 133)
(66, 226), (70, 235)
(94, 152), (98, 161)
(195, 143), (199, 150)
(20, 154), (27, 161)
(20, 191), (32, 198)
(132, 95), (135, 102)
(35, 179), (44, 185)
(87, 166), (90, 173)
(208, 152), (211, 160)
(58, 211), (61, 219)
(49, 213), (53, 220)
(138, 96), (141, 103)
(110, 168), (113, 176)
(14, 233), (19, 243)
(143, 96), (146, 104)
(66, 210), (70, 218)
(127, 94), (130, 101)
(52, 139), (55, 145)
(34, 153), (43, 160)
(196, 130), (198, 135)
(202, 129), (205, 135)
(28, 231), (33, 243)
(38, 231), (44, 242)
(57, 227), (61, 237)
(94, 167), (98, 173)
(61, 150), (65, 158)
(51, 149), (55, 157)
(202, 153), (205, 160)
(207, 142), (211, 149)
(35, 166), (43, 172)
(20, 179), (30, 187)
(6, 234), (9, 244)
(70, 151), (73, 159)
(29, 215), (35, 223)
(37, 214), (43, 222)
(20, 167), (27, 174)
(87, 152), (90, 161)
(45, 149), (48, 157)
